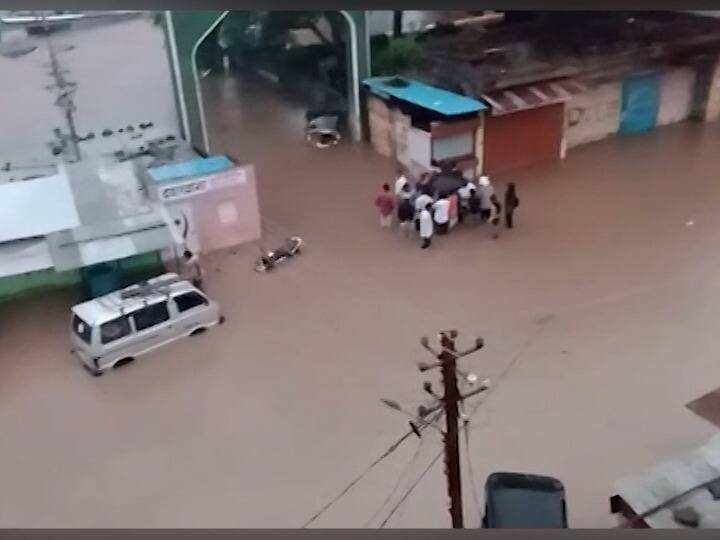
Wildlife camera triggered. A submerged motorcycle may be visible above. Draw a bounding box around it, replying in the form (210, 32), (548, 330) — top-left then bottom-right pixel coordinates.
(255, 236), (304, 273)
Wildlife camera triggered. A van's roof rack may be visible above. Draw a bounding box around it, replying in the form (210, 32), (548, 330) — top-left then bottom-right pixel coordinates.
(119, 275), (184, 300)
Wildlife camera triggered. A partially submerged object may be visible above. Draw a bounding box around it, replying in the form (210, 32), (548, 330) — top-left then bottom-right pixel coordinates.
(255, 237), (303, 273)
(305, 113), (341, 149)
(70, 273), (224, 376)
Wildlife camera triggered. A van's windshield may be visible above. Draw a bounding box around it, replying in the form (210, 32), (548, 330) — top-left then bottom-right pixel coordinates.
(72, 314), (92, 344)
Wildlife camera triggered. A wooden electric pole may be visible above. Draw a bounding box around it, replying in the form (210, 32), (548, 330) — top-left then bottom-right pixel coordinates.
(439, 332), (464, 528)
(419, 330), (487, 529)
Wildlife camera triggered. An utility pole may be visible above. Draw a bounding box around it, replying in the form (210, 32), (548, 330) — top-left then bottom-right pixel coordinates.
(419, 330), (487, 529)
(40, 12), (81, 162)
(439, 332), (464, 529)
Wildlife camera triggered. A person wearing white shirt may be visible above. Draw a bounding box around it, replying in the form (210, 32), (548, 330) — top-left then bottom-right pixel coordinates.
(478, 176), (495, 222)
(419, 203), (434, 249)
(414, 192), (434, 213)
(457, 181), (475, 223)
(432, 194), (450, 235)
(457, 180), (476, 201)
(394, 170), (409, 196)
(414, 191), (434, 233)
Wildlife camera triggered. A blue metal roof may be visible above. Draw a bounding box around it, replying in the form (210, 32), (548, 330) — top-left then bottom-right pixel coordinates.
(147, 155), (233, 183)
(363, 77), (486, 116)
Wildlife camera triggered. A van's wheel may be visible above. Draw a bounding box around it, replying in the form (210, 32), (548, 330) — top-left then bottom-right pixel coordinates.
(114, 357), (135, 369)
(190, 327), (207, 337)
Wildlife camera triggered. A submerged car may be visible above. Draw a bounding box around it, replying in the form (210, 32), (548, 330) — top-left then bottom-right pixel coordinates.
(70, 273), (224, 376)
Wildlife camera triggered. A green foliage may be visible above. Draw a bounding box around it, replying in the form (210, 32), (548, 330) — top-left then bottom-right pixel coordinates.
(371, 35), (421, 77)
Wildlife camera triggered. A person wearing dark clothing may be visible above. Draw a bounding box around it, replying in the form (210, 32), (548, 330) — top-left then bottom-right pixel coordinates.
(468, 187), (481, 223)
(397, 184), (415, 237)
(182, 249), (204, 289)
(504, 182), (520, 229)
(489, 194), (502, 239)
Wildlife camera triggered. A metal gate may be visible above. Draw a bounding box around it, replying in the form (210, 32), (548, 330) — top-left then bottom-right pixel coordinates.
(619, 72), (659, 134)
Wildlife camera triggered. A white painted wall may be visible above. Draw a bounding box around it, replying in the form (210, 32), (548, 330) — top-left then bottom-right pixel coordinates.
(703, 57), (720, 122)
(564, 82), (621, 149)
(657, 67), (696, 126)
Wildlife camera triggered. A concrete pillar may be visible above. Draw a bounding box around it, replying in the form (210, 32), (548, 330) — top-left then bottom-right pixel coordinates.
(165, 10), (371, 153)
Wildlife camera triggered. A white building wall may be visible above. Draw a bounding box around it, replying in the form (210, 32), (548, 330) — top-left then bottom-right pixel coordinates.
(657, 67), (696, 126)
(564, 81), (621, 149)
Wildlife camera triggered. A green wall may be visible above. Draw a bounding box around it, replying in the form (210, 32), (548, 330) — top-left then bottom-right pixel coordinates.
(0, 252), (162, 302)
(164, 10), (371, 151)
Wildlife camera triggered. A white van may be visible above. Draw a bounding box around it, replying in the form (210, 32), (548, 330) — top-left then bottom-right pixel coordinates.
(70, 273), (224, 375)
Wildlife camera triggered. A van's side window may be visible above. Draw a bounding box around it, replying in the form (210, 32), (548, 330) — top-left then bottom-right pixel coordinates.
(132, 302), (170, 332)
(100, 316), (131, 344)
(174, 291), (208, 313)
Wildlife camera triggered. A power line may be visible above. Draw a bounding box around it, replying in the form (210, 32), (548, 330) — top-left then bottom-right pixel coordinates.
(378, 394), (487, 528)
(380, 450), (444, 528)
(377, 321), (553, 528)
(364, 438), (428, 528)
(463, 420), (483, 520)
(468, 320), (553, 434)
(304, 321), (551, 529)
(301, 409), (442, 528)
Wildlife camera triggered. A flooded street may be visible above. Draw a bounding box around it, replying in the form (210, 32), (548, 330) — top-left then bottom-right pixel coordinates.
(3, 16), (720, 529)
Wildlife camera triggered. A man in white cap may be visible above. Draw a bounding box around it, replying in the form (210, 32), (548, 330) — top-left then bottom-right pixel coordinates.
(478, 176), (495, 223)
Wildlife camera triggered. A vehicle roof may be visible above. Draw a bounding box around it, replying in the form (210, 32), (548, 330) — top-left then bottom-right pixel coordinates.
(71, 273), (200, 325)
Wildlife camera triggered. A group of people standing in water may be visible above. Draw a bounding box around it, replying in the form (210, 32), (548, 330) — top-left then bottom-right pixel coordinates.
(375, 168), (520, 249)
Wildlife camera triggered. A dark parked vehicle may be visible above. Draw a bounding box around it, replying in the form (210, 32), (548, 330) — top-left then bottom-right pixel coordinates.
(482, 472), (568, 528)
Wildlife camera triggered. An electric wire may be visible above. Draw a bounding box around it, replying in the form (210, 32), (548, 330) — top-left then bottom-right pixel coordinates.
(363, 437), (428, 528)
(379, 449), (444, 528)
(377, 321), (554, 528)
(301, 409), (443, 528)
(463, 419), (483, 520)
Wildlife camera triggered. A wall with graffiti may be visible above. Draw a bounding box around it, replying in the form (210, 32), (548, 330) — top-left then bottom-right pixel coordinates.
(564, 81), (621, 149)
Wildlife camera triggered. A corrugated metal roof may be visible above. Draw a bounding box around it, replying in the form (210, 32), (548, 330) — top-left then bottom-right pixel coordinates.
(0, 172), (80, 243)
(363, 77), (486, 116)
(46, 210), (176, 272)
(481, 79), (588, 116)
(613, 434), (720, 528)
(147, 156), (233, 183)
(0, 238), (53, 278)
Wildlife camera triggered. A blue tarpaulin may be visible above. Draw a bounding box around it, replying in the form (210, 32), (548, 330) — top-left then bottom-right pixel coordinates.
(147, 155), (233, 183)
(363, 77), (486, 117)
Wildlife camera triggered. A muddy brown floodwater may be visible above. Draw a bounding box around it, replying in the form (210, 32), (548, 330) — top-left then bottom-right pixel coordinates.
(4, 70), (720, 528)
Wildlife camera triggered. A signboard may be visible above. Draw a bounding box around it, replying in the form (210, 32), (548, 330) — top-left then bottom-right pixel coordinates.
(159, 178), (210, 201)
(158, 167), (247, 202)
